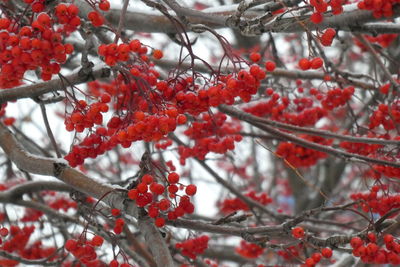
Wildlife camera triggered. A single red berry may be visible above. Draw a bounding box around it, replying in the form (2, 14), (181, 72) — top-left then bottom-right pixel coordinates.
(310, 57), (323, 69)
(321, 247), (332, 258)
(310, 12), (323, 24)
(299, 58), (311, 70)
(142, 174), (154, 184)
(91, 235), (104, 247)
(99, 0), (110, 11)
(153, 49), (163, 59)
(111, 208), (121, 217)
(155, 217), (165, 227)
(127, 189), (138, 200)
(168, 172), (180, 184)
(384, 234), (394, 244)
(0, 228), (8, 237)
(311, 252), (322, 263)
(249, 52), (261, 62)
(265, 61), (276, 71)
(350, 236), (363, 248)
(291, 227), (305, 239)
(185, 184), (197, 196)
(177, 114), (187, 124)
(109, 259), (119, 267)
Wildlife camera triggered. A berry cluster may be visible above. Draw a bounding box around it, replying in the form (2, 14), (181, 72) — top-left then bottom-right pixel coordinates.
(350, 234), (400, 264)
(357, 0), (398, 18)
(321, 86), (354, 110)
(373, 161), (400, 179)
(175, 235), (209, 259)
(301, 247), (333, 267)
(0, 225), (51, 261)
(276, 135), (332, 168)
(98, 41), (148, 66)
(54, 3), (81, 34)
(309, 0), (343, 24)
(244, 91), (327, 127)
(350, 184), (400, 215)
(369, 101), (400, 131)
(319, 28), (336, 46)
(355, 34), (398, 51)
(235, 240), (265, 259)
(340, 134), (384, 155)
(63, 39), (265, 167)
(218, 190), (272, 214)
(0, 11), (75, 88)
(179, 113), (242, 164)
(127, 173), (197, 227)
(65, 235), (107, 266)
(298, 57), (324, 70)
(277, 244), (301, 261)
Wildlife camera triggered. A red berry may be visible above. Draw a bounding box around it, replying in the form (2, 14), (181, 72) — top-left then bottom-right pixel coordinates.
(291, 227), (305, 239)
(153, 49), (163, 59)
(249, 52), (261, 62)
(310, 12), (323, 24)
(91, 235), (104, 247)
(185, 184), (197, 196)
(350, 236), (363, 248)
(99, 0), (110, 11)
(265, 61), (276, 71)
(299, 58), (311, 70)
(321, 247), (332, 258)
(310, 57), (323, 69)
(168, 172), (180, 184)
(155, 217), (165, 227)
(142, 174), (154, 184)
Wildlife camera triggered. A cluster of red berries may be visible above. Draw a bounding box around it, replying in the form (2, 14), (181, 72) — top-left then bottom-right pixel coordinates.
(48, 197), (78, 212)
(319, 28), (336, 46)
(373, 161), (400, 179)
(298, 57), (324, 70)
(64, 39), (266, 167)
(369, 102), (400, 131)
(19, 240), (57, 264)
(276, 135), (332, 168)
(65, 235), (107, 266)
(175, 235), (209, 259)
(350, 233), (400, 264)
(21, 208), (44, 222)
(235, 240), (265, 259)
(1, 225), (34, 254)
(355, 34), (399, 51)
(98, 40), (149, 66)
(127, 173), (197, 227)
(218, 190), (272, 214)
(350, 184), (400, 215)
(321, 86), (354, 110)
(309, 0), (343, 24)
(277, 244), (302, 260)
(245, 91), (327, 127)
(340, 134), (384, 155)
(357, 0), (397, 18)
(179, 113), (242, 164)
(0, 12), (74, 88)
(54, 3), (81, 34)
(301, 248), (333, 267)
(64, 96), (109, 133)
